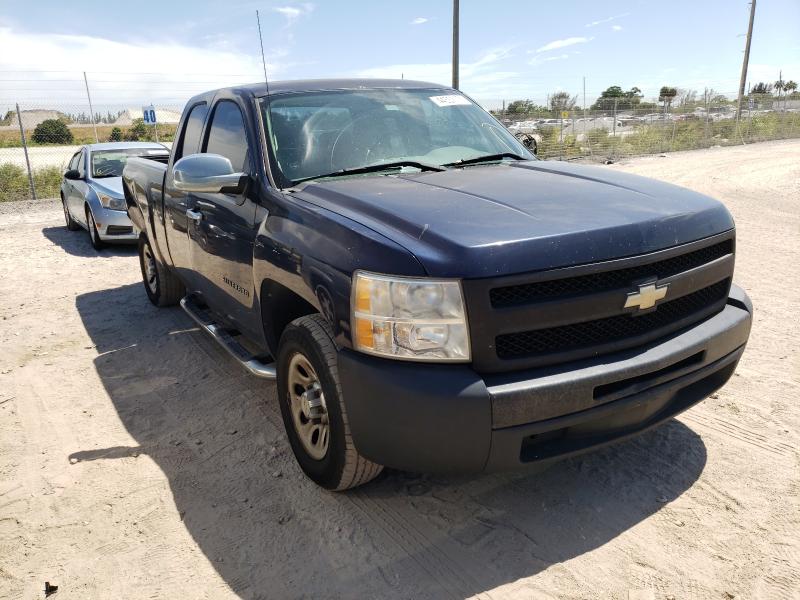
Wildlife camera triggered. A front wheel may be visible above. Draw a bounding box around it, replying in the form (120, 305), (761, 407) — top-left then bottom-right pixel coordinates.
(277, 314), (383, 490)
(85, 206), (104, 250)
(138, 235), (184, 307)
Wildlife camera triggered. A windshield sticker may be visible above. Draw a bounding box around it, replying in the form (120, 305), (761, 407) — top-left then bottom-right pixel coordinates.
(429, 95), (471, 107)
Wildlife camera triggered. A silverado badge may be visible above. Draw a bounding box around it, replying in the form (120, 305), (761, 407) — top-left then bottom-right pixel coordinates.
(624, 281), (669, 311)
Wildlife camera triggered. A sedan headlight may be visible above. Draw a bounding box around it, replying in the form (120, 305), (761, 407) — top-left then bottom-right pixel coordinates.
(97, 193), (126, 211)
(351, 271), (470, 362)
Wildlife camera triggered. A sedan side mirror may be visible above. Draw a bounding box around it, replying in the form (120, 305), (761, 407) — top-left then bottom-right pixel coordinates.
(64, 169), (81, 180)
(173, 154), (247, 194)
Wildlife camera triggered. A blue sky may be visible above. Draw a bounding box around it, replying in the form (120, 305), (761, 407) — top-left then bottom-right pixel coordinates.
(1, 0), (798, 109)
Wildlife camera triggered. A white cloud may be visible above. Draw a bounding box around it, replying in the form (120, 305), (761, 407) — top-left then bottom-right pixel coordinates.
(529, 53), (569, 66)
(612, 25), (623, 31)
(273, 3), (315, 25)
(411, 17), (429, 25)
(535, 37), (592, 53)
(585, 13), (629, 28)
(0, 26), (290, 107)
(352, 47), (518, 96)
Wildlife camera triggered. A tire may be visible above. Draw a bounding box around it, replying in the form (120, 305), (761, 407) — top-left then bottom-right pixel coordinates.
(62, 195), (79, 231)
(277, 314), (382, 491)
(85, 205), (104, 250)
(138, 235), (184, 307)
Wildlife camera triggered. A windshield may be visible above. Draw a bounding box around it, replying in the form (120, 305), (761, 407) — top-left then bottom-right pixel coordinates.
(91, 148), (167, 178)
(259, 88), (533, 186)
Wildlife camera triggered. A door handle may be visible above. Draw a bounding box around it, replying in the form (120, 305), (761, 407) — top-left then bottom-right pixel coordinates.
(186, 209), (203, 223)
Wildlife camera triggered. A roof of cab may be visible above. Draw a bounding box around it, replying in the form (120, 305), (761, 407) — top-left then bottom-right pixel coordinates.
(85, 142), (169, 152)
(207, 78), (451, 99)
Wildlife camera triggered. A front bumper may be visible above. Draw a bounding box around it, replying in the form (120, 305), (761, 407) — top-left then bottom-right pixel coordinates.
(337, 285), (752, 473)
(95, 207), (137, 242)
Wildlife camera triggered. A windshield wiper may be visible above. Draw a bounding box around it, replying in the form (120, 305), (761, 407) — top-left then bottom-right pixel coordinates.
(443, 152), (528, 167)
(291, 160), (446, 186)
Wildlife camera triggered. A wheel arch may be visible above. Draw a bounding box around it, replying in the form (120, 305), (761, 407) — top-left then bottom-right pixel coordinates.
(260, 278), (319, 353)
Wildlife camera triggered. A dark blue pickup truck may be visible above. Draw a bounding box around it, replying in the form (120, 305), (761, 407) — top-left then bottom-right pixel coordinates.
(123, 79), (752, 490)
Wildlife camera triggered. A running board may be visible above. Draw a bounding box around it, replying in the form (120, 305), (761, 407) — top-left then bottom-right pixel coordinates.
(180, 296), (277, 379)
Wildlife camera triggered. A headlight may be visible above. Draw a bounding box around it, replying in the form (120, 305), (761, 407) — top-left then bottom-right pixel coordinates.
(351, 271), (470, 362)
(97, 193), (126, 211)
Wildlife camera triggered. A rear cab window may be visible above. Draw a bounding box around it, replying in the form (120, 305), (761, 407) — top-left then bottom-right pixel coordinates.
(175, 103), (209, 161)
(203, 100), (250, 173)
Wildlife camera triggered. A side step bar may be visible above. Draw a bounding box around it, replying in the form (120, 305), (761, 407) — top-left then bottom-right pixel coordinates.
(180, 296), (277, 379)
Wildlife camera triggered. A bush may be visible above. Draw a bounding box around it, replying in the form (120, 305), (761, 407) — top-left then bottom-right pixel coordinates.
(124, 118), (148, 141)
(0, 163), (28, 201)
(32, 166), (63, 199)
(0, 163), (63, 201)
(31, 119), (74, 145)
(108, 127), (122, 142)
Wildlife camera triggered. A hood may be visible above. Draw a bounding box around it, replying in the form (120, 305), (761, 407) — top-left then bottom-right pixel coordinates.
(89, 177), (124, 197)
(293, 160), (734, 278)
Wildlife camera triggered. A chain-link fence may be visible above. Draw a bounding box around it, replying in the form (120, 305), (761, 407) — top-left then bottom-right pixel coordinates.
(2, 84), (799, 201)
(0, 101), (181, 201)
(494, 95), (800, 162)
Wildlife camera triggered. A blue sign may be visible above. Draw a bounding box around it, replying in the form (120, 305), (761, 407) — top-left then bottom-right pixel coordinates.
(142, 105), (157, 125)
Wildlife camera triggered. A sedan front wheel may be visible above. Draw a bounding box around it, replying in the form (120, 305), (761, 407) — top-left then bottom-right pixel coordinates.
(85, 206), (104, 250)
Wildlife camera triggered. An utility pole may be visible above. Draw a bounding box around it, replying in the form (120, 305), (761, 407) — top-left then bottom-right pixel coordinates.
(83, 71), (99, 143)
(736, 0), (756, 118)
(16, 103), (36, 200)
(452, 0), (459, 89)
(583, 76), (587, 136)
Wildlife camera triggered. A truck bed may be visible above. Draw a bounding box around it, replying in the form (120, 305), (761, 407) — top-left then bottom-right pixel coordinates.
(123, 156), (167, 234)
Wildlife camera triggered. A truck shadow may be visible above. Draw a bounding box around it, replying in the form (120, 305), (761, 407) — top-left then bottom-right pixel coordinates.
(75, 283), (707, 600)
(42, 226), (138, 258)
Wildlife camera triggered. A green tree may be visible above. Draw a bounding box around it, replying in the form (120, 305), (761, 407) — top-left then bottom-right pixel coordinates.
(785, 80), (798, 97)
(124, 118), (148, 141)
(751, 82), (773, 95)
(505, 100), (545, 114)
(591, 86), (642, 111)
(31, 119), (74, 144)
(108, 127), (123, 142)
(548, 91), (578, 114)
(658, 86), (678, 112)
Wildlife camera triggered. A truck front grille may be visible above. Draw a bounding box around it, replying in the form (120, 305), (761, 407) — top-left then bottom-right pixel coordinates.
(495, 279), (729, 359)
(490, 239), (733, 308)
(462, 232), (735, 373)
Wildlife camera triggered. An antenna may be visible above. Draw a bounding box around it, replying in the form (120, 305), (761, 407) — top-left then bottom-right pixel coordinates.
(256, 10), (271, 95)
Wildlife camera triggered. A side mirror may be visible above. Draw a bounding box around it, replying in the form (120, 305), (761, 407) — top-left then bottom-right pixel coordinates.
(172, 154), (247, 194)
(64, 169), (81, 180)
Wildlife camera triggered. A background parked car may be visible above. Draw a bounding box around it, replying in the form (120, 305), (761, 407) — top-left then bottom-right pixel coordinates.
(61, 142), (170, 250)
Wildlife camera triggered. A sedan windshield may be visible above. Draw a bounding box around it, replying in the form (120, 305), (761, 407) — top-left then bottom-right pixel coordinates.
(91, 148), (166, 178)
(259, 88), (533, 187)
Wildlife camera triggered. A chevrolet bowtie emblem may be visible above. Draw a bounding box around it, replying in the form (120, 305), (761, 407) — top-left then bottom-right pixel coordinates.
(624, 281), (669, 311)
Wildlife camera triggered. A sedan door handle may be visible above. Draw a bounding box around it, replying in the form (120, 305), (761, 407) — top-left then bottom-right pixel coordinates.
(186, 209), (203, 223)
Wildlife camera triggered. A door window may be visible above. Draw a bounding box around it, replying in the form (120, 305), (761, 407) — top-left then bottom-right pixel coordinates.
(204, 100), (249, 173)
(76, 149), (86, 177)
(68, 152), (80, 171)
(175, 103), (209, 161)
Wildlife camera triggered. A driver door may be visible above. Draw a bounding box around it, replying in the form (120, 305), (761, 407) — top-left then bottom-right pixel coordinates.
(66, 148), (88, 221)
(187, 99), (260, 338)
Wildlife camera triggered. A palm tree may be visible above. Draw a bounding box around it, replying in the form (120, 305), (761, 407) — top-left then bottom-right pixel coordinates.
(784, 81), (798, 111)
(658, 86), (678, 119)
(774, 78), (785, 111)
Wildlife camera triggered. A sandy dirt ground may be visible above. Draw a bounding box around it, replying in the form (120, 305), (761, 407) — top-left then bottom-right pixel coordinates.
(0, 140), (798, 600)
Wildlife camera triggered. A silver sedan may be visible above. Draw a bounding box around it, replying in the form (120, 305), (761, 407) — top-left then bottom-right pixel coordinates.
(60, 142), (169, 250)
